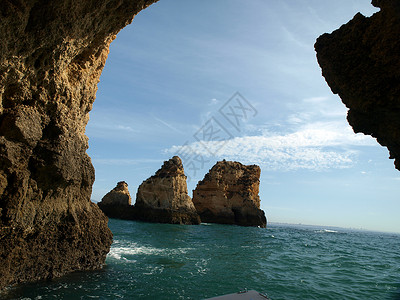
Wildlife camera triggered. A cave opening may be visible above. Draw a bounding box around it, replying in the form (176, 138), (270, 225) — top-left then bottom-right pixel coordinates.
(2, 0), (400, 295)
(87, 0), (399, 233)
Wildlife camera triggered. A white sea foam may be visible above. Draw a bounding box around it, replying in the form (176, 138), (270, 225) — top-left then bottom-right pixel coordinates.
(195, 258), (210, 275)
(144, 266), (164, 275)
(108, 243), (193, 261)
(108, 245), (162, 261)
(315, 229), (339, 233)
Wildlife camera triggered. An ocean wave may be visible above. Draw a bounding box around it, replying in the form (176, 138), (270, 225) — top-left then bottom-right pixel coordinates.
(107, 245), (161, 261)
(195, 258), (210, 275)
(143, 266), (164, 275)
(9, 219), (400, 300)
(315, 229), (339, 233)
(107, 243), (193, 261)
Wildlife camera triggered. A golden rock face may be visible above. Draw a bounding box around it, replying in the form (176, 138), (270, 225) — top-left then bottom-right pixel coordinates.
(101, 181), (132, 206)
(135, 156), (200, 224)
(193, 160), (266, 228)
(0, 0), (157, 289)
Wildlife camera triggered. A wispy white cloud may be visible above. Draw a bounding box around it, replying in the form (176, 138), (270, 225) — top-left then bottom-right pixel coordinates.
(286, 113), (310, 125)
(88, 122), (137, 133)
(209, 98), (219, 105)
(285, 95), (348, 126)
(281, 26), (310, 49)
(87, 108), (188, 142)
(152, 115), (184, 134)
(116, 125), (136, 132)
(167, 121), (376, 171)
(159, 91), (377, 171)
(87, 109), (141, 139)
(303, 96), (329, 103)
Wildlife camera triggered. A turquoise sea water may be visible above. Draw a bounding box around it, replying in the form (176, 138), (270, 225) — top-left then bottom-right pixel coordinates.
(4, 219), (400, 299)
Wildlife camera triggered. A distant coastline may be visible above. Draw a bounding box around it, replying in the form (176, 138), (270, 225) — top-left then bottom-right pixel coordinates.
(267, 222), (400, 235)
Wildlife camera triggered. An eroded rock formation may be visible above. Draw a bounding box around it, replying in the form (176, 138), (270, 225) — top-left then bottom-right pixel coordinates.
(97, 181), (136, 219)
(315, 0), (400, 170)
(135, 156), (201, 225)
(100, 181), (132, 206)
(0, 0), (158, 289)
(193, 160), (267, 227)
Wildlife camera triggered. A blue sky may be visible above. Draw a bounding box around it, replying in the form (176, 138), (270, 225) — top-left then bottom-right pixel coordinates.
(87, 0), (400, 233)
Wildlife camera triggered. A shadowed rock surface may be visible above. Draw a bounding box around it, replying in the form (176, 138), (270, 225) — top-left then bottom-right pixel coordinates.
(0, 0), (157, 289)
(135, 156), (201, 225)
(315, 0), (400, 170)
(193, 160), (267, 228)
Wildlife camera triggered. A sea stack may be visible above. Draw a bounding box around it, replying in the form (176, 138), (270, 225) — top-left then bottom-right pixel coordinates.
(98, 181), (135, 219)
(193, 160), (267, 227)
(134, 156), (201, 225)
(101, 181), (132, 205)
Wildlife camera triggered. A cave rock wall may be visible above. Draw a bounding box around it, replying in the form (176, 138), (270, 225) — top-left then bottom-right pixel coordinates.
(315, 0), (400, 170)
(0, 0), (157, 289)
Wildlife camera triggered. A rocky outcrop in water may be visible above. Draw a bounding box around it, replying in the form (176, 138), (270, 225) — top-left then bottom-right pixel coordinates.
(97, 181), (135, 219)
(315, 0), (400, 170)
(100, 181), (132, 206)
(193, 160), (267, 227)
(135, 156), (201, 225)
(0, 0), (158, 289)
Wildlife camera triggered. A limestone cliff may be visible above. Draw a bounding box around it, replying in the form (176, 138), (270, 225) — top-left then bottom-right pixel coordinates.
(0, 0), (157, 289)
(315, 0), (400, 170)
(193, 160), (267, 227)
(135, 156), (201, 225)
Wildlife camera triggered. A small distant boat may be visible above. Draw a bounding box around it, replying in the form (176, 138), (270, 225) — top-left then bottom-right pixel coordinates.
(205, 289), (270, 300)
